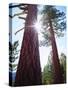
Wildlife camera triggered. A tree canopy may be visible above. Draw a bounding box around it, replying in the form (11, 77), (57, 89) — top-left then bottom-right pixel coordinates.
(40, 5), (66, 46)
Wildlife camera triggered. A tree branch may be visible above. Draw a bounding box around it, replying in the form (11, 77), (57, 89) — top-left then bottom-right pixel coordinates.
(15, 27), (24, 35)
(22, 10), (28, 14)
(18, 16), (26, 20)
(9, 12), (23, 18)
(9, 10), (28, 18)
(19, 6), (28, 10)
(9, 15), (13, 18)
(9, 4), (28, 8)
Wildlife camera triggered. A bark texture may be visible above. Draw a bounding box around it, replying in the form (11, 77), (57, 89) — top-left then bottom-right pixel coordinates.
(49, 19), (63, 84)
(14, 5), (42, 86)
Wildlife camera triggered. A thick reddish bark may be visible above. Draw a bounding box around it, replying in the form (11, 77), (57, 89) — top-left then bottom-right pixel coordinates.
(49, 19), (63, 84)
(14, 5), (42, 86)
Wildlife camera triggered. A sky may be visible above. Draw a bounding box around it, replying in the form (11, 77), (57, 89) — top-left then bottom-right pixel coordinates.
(9, 4), (67, 71)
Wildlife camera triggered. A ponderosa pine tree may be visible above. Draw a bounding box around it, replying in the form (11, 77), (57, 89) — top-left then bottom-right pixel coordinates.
(9, 4), (42, 86)
(40, 6), (66, 84)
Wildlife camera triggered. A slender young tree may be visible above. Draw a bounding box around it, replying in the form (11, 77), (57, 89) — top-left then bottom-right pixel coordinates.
(10, 4), (42, 86)
(9, 41), (19, 86)
(40, 6), (66, 83)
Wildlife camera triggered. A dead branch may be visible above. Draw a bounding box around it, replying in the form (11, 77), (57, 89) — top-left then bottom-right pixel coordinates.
(15, 27), (24, 35)
(9, 12), (24, 18)
(19, 6), (28, 10)
(18, 17), (26, 20)
(9, 4), (28, 8)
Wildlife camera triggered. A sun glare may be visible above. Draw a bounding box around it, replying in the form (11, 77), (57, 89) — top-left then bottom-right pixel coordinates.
(34, 20), (42, 32)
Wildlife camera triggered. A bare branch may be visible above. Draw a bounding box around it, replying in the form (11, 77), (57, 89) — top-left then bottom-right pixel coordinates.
(15, 27), (24, 35)
(9, 15), (13, 18)
(18, 17), (26, 20)
(22, 10), (28, 14)
(9, 4), (28, 8)
(9, 11), (24, 18)
(9, 10), (28, 18)
(13, 12), (23, 17)
(19, 6), (28, 10)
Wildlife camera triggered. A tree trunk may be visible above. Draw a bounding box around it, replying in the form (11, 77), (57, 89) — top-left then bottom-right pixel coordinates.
(49, 19), (63, 84)
(14, 5), (42, 86)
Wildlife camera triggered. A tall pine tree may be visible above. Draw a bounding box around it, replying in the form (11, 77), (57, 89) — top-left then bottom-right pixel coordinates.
(9, 4), (42, 86)
(40, 5), (66, 83)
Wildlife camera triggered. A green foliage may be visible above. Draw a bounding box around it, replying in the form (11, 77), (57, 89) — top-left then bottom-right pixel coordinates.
(9, 41), (19, 71)
(42, 52), (54, 84)
(60, 53), (66, 83)
(39, 30), (51, 47)
(42, 52), (66, 84)
(40, 5), (66, 46)
(42, 64), (54, 84)
(9, 64), (17, 71)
